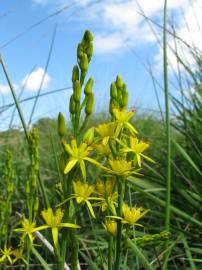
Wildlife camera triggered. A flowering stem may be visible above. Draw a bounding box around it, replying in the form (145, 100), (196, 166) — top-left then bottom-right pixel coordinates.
(115, 179), (125, 270)
(108, 235), (113, 270)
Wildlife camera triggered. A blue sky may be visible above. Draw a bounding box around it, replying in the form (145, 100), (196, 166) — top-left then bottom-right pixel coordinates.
(0, 0), (201, 129)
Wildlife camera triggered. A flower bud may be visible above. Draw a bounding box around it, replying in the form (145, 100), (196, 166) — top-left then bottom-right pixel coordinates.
(85, 93), (94, 115)
(86, 42), (93, 59)
(72, 65), (79, 83)
(84, 30), (93, 42)
(25, 180), (30, 194)
(77, 43), (84, 59)
(116, 75), (123, 89)
(109, 99), (116, 115)
(69, 94), (76, 114)
(84, 77), (94, 95)
(34, 197), (39, 212)
(110, 83), (118, 99)
(83, 127), (94, 144)
(121, 84), (128, 107)
(122, 91), (128, 108)
(59, 152), (68, 174)
(79, 53), (88, 72)
(58, 112), (66, 138)
(73, 80), (81, 102)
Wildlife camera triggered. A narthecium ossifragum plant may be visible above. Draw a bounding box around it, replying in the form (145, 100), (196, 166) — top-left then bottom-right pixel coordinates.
(0, 30), (163, 270)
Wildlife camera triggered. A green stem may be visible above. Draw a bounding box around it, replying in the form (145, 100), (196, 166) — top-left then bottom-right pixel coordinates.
(115, 179), (125, 270)
(126, 238), (154, 270)
(0, 54), (29, 141)
(108, 235), (113, 270)
(163, 0), (171, 232)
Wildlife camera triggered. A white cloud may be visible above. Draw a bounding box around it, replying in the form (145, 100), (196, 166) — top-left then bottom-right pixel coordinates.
(154, 0), (202, 72)
(0, 84), (10, 95)
(33, 0), (49, 5)
(21, 67), (51, 91)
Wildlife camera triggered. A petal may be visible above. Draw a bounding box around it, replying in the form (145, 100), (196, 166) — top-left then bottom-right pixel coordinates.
(86, 201), (96, 218)
(64, 158), (78, 174)
(51, 227), (58, 247)
(80, 160), (86, 181)
(59, 223), (80, 229)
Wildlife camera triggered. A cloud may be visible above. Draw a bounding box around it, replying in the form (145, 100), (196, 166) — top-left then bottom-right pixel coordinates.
(21, 67), (51, 91)
(32, 0), (50, 5)
(154, 0), (202, 72)
(0, 84), (10, 95)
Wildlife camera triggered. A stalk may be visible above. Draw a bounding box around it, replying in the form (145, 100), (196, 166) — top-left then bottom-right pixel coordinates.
(163, 0), (171, 232)
(108, 235), (113, 270)
(115, 178), (125, 269)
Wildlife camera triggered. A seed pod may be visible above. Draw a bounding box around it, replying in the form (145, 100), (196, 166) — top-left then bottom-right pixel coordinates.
(72, 65), (79, 83)
(86, 42), (93, 59)
(58, 112), (66, 138)
(79, 53), (88, 72)
(116, 75), (123, 89)
(83, 127), (94, 145)
(110, 83), (118, 99)
(73, 80), (81, 102)
(77, 43), (84, 59)
(69, 94), (76, 114)
(85, 93), (94, 115)
(84, 30), (93, 42)
(84, 78), (94, 95)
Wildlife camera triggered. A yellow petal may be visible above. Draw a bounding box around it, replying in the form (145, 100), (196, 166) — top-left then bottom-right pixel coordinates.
(86, 201), (95, 218)
(80, 160), (86, 181)
(59, 223), (80, 229)
(51, 227), (58, 247)
(64, 158), (77, 174)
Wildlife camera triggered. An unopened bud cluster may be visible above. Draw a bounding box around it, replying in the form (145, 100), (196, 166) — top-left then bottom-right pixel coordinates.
(109, 75), (129, 116)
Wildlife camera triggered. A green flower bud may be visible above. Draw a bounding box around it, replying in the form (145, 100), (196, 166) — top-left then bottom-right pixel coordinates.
(109, 99), (116, 115)
(84, 77), (94, 95)
(75, 102), (80, 113)
(25, 180), (30, 194)
(84, 30), (93, 42)
(58, 112), (66, 138)
(122, 91), (128, 107)
(59, 152), (68, 174)
(116, 75), (123, 89)
(77, 43), (84, 59)
(83, 127), (94, 144)
(34, 197), (39, 212)
(73, 80), (82, 102)
(79, 53), (88, 72)
(110, 83), (118, 99)
(69, 94), (76, 114)
(72, 65), (79, 83)
(85, 93), (94, 115)
(32, 175), (37, 189)
(86, 42), (93, 59)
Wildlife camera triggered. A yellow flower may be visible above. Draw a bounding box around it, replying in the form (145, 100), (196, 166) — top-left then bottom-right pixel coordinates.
(41, 208), (80, 247)
(96, 179), (117, 214)
(71, 180), (101, 218)
(108, 159), (136, 177)
(63, 139), (103, 180)
(12, 247), (28, 265)
(122, 136), (155, 167)
(0, 246), (13, 264)
(95, 143), (111, 157)
(103, 219), (117, 237)
(95, 122), (116, 145)
(15, 218), (47, 243)
(113, 108), (137, 136)
(122, 203), (149, 227)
